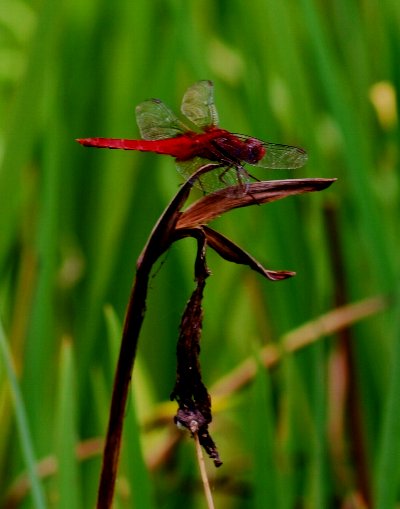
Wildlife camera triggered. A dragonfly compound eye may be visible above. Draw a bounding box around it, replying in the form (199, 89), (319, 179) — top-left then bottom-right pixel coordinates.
(243, 138), (266, 164)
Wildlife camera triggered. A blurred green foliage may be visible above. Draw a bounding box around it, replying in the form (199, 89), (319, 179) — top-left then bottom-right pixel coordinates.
(0, 0), (399, 507)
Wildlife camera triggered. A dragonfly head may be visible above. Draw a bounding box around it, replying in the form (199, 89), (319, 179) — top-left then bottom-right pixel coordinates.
(241, 138), (266, 164)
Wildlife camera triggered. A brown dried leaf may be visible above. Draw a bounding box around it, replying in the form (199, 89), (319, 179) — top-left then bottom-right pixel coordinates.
(177, 178), (337, 228)
(202, 226), (295, 281)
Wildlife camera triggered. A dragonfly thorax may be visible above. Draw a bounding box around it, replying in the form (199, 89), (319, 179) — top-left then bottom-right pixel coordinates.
(213, 134), (266, 165)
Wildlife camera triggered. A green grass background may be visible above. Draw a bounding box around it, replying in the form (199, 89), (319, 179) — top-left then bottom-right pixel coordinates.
(1, 0), (399, 507)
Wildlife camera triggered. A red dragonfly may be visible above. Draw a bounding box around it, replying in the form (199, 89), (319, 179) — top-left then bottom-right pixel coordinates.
(77, 80), (307, 192)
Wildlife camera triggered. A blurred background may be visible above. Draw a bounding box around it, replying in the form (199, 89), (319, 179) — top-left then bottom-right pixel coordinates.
(0, 0), (399, 507)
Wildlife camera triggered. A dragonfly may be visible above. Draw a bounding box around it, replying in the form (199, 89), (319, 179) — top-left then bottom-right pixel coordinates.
(77, 80), (307, 193)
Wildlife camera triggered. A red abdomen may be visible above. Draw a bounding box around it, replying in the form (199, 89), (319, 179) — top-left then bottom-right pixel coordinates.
(76, 128), (235, 161)
(76, 136), (196, 157)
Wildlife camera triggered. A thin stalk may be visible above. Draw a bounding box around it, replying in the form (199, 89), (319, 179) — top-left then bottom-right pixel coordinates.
(194, 432), (215, 509)
(96, 265), (150, 509)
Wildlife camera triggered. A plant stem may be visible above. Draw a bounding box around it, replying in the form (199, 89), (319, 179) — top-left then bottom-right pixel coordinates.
(96, 264), (150, 509)
(194, 432), (216, 509)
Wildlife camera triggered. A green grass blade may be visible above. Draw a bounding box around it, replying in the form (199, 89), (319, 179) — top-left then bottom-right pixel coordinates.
(299, 0), (395, 285)
(249, 353), (281, 509)
(54, 340), (81, 509)
(374, 291), (400, 509)
(0, 0), (62, 270)
(0, 319), (46, 508)
(21, 71), (63, 449)
(307, 343), (327, 507)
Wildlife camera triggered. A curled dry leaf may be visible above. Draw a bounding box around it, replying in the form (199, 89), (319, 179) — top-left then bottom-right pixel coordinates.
(175, 226), (295, 281)
(173, 178), (336, 281)
(203, 226), (295, 281)
(177, 178), (337, 229)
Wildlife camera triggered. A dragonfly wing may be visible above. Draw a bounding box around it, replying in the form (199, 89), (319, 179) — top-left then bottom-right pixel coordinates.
(176, 158), (249, 193)
(253, 140), (308, 169)
(135, 99), (190, 140)
(181, 80), (219, 129)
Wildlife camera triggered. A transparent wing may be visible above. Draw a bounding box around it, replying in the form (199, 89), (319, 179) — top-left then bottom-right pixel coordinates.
(176, 157), (250, 194)
(250, 139), (308, 169)
(181, 80), (219, 129)
(135, 99), (190, 140)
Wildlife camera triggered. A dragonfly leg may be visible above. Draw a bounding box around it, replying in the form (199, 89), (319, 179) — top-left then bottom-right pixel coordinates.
(242, 169), (262, 196)
(246, 171), (261, 183)
(230, 166), (262, 201)
(188, 161), (225, 194)
(218, 164), (255, 193)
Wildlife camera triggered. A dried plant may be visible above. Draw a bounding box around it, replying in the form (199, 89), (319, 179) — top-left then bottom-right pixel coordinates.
(91, 160), (335, 508)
